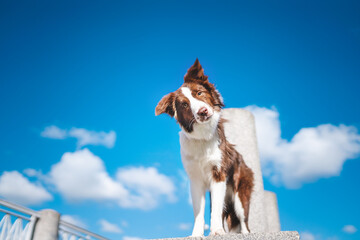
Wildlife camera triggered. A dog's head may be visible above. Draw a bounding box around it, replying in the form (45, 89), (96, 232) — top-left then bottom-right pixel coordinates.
(155, 59), (224, 137)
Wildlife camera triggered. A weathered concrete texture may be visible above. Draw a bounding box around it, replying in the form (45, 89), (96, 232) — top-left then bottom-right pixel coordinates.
(264, 191), (281, 232)
(154, 232), (300, 240)
(222, 109), (267, 232)
(33, 209), (60, 240)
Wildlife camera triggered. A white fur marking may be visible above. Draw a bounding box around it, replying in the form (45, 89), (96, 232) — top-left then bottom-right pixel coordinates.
(181, 87), (214, 122)
(234, 195), (249, 233)
(190, 179), (206, 236)
(179, 88), (221, 140)
(210, 181), (226, 235)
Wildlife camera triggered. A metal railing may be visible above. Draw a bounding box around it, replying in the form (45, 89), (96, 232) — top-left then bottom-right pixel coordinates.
(0, 199), (108, 240)
(59, 221), (108, 240)
(0, 199), (38, 240)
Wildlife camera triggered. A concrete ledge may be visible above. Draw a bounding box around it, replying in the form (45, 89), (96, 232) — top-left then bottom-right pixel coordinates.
(153, 232), (299, 240)
(263, 191), (281, 232)
(222, 109), (266, 232)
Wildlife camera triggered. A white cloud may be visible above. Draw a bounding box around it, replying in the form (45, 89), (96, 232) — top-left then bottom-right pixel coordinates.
(0, 171), (52, 206)
(49, 149), (176, 210)
(246, 106), (360, 188)
(68, 128), (116, 148)
(99, 219), (122, 233)
(41, 125), (67, 139)
(117, 167), (176, 210)
(123, 236), (143, 240)
(178, 223), (192, 231)
(41, 125), (116, 148)
(61, 215), (87, 228)
(23, 168), (51, 184)
(50, 149), (128, 201)
(300, 232), (315, 240)
(23, 168), (39, 177)
(342, 225), (357, 234)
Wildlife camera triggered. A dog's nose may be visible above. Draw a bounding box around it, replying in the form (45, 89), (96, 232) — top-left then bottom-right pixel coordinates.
(198, 107), (208, 116)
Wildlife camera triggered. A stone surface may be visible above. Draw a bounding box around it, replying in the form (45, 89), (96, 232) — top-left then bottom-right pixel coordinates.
(222, 108), (267, 232)
(153, 232), (300, 240)
(33, 209), (60, 240)
(264, 191), (281, 232)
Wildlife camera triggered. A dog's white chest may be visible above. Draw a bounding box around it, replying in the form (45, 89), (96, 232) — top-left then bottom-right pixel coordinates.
(179, 131), (222, 186)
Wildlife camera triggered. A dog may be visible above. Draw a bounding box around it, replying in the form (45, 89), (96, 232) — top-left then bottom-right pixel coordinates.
(155, 59), (254, 236)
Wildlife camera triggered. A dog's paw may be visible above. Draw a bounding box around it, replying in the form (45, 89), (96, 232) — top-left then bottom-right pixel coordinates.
(241, 229), (249, 234)
(190, 231), (204, 238)
(189, 234), (204, 238)
(240, 226), (250, 234)
(210, 228), (225, 236)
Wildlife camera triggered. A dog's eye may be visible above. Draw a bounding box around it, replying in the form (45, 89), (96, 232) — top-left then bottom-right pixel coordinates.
(197, 91), (202, 96)
(182, 102), (188, 108)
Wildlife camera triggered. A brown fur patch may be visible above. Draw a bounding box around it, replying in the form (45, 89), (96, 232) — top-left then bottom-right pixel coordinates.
(155, 92), (175, 116)
(183, 59), (224, 109)
(212, 165), (226, 182)
(184, 58), (208, 82)
(215, 119), (254, 233)
(174, 90), (195, 132)
(183, 82), (223, 111)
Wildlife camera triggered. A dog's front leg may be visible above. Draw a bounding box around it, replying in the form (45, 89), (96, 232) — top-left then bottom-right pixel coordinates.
(190, 179), (206, 237)
(210, 180), (226, 235)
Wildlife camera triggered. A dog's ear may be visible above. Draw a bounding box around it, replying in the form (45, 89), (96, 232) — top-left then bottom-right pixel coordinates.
(155, 92), (175, 117)
(184, 58), (208, 83)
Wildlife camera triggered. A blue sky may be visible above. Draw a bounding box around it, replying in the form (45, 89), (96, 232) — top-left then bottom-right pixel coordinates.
(0, 0), (360, 239)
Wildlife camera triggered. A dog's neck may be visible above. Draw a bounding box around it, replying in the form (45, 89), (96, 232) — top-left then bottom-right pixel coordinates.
(180, 111), (221, 141)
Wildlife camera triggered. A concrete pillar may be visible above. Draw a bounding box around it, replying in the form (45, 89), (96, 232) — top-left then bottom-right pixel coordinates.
(33, 209), (60, 240)
(222, 108), (267, 232)
(264, 191), (281, 232)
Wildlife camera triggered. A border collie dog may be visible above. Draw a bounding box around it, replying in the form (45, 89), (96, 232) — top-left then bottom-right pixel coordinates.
(155, 59), (254, 236)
